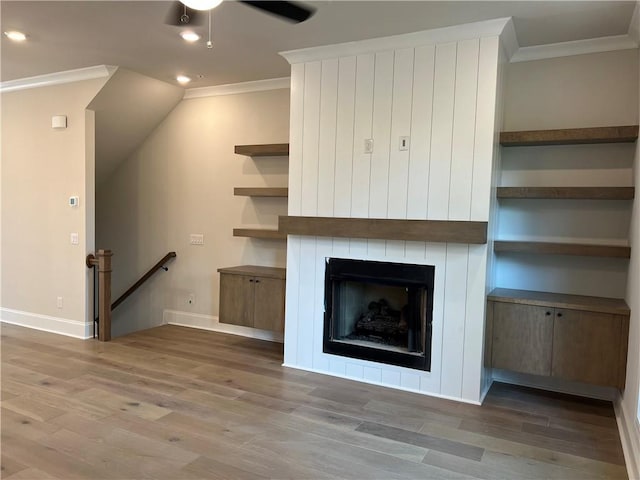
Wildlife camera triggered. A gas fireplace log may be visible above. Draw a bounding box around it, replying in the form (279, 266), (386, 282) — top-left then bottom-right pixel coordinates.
(354, 299), (409, 338)
(355, 317), (408, 337)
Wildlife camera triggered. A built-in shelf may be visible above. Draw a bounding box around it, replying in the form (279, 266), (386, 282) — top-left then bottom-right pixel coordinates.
(497, 186), (635, 200)
(487, 288), (630, 316)
(279, 216), (488, 244)
(500, 125), (639, 147)
(233, 228), (286, 240)
(492, 125), (635, 393)
(218, 265), (286, 280)
(494, 240), (631, 258)
(233, 143), (289, 241)
(234, 144), (289, 157)
(234, 187), (288, 197)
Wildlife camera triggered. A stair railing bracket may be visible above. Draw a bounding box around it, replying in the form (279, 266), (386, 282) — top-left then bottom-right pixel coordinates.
(86, 254), (98, 268)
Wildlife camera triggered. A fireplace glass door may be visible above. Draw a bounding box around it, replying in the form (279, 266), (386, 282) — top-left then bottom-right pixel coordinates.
(323, 258), (434, 371)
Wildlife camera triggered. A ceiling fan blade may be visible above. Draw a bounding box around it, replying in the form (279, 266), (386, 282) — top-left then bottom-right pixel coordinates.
(239, 1), (315, 23)
(164, 1), (205, 26)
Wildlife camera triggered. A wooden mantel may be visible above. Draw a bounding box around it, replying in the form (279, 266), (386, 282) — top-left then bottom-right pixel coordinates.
(279, 216), (487, 244)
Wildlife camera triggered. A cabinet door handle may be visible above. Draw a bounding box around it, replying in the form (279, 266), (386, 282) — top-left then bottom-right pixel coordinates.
(545, 311), (551, 316)
(255, 279), (260, 284)
(249, 279), (254, 282)
(557, 312), (563, 318)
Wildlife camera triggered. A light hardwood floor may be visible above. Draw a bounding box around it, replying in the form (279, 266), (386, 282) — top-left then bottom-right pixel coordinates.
(0, 323), (628, 479)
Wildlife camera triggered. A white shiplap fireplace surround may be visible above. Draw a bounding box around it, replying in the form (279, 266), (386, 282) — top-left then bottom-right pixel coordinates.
(280, 18), (515, 404)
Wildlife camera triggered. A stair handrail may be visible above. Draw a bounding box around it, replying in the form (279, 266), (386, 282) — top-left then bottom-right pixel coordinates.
(86, 249), (113, 341)
(87, 251), (176, 341)
(111, 251), (177, 311)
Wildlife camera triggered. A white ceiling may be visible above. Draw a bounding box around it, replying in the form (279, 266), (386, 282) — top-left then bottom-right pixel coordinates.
(1, 1), (637, 88)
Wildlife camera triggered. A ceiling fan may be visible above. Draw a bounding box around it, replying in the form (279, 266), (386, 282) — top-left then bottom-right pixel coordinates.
(165, 0), (316, 26)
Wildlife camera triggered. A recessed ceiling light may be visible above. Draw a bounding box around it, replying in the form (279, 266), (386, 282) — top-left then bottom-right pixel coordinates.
(181, 0), (223, 11)
(176, 75), (191, 85)
(180, 31), (200, 43)
(4, 31), (27, 42)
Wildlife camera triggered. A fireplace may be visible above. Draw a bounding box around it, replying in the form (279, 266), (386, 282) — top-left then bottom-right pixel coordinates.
(323, 258), (435, 371)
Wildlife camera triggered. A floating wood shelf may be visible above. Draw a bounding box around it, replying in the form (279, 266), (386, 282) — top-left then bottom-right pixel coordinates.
(488, 288), (630, 316)
(217, 265), (286, 280)
(494, 240), (631, 258)
(233, 228), (286, 240)
(497, 186), (635, 200)
(234, 144), (289, 157)
(234, 187), (288, 197)
(279, 216), (488, 244)
(500, 125), (639, 146)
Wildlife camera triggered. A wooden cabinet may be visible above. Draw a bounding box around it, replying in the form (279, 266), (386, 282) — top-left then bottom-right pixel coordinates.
(218, 266), (286, 332)
(252, 276), (286, 331)
(219, 273), (254, 327)
(551, 309), (626, 387)
(488, 288), (630, 389)
(491, 302), (553, 376)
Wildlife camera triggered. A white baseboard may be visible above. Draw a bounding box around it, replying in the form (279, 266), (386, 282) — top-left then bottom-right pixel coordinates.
(0, 307), (92, 339)
(615, 396), (640, 480)
(163, 309), (283, 343)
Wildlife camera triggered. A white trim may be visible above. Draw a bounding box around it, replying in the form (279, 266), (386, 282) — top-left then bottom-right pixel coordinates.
(163, 309), (283, 343)
(615, 395), (640, 480)
(479, 376), (494, 404)
(280, 17), (513, 64)
(183, 77), (290, 99)
(0, 65), (116, 93)
(282, 363), (481, 406)
(491, 369), (617, 401)
(0, 308), (92, 339)
(629, 2), (639, 45)
(499, 18), (520, 61)
(510, 34), (639, 63)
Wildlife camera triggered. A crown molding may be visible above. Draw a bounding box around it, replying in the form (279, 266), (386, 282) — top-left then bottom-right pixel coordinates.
(500, 17), (520, 61)
(629, 2), (639, 45)
(280, 17), (513, 64)
(0, 65), (116, 93)
(510, 34), (638, 63)
(184, 77), (290, 99)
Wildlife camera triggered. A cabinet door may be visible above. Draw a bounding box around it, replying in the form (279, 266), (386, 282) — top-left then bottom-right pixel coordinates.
(551, 309), (622, 387)
(219, 273), (254, 327)
(253, 277), (285, 332)
(491, 302), (553, 376)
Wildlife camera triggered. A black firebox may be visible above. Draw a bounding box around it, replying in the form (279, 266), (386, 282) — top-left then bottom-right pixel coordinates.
(323, 258), (435, 371)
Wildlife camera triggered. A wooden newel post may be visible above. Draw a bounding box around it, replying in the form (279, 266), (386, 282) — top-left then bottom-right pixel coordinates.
(87, 249), (113, 342)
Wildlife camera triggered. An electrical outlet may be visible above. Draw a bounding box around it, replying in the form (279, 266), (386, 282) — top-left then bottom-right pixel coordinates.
(190, 234), (204, 245)
(70, 233), (79, 245)
(364, 138), (374, 154)
(187, 293), (196, 305)
(56, 296), (63, 309)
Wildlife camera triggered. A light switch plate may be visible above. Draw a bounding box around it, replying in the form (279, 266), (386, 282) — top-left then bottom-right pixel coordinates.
(364, 138), (374, 154)
(190, 234), (204, 245)
(70, 233), (79, 245)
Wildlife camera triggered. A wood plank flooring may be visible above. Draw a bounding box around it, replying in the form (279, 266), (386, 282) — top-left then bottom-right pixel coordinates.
(1, 324), (628, 479)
